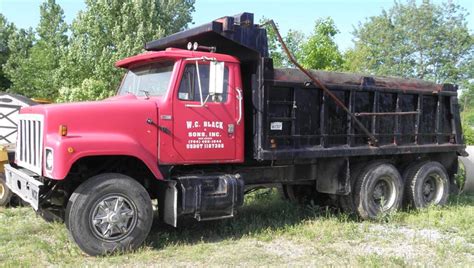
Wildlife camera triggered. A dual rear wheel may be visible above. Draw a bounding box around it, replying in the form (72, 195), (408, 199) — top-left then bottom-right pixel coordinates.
(345, 161), (449, 219)
(283, 161), (450, 220)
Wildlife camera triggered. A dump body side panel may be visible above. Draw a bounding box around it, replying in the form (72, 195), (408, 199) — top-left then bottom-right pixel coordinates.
(254, 68), (464, 161)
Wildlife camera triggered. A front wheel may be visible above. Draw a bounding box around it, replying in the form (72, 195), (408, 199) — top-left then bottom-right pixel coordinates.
(66, 173), (153, 256)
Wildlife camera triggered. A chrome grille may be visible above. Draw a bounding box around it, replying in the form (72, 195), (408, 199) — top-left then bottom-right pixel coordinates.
(16, 114), (44, 175)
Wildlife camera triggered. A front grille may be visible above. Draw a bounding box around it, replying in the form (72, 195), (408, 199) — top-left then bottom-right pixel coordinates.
(16, 114), (44, 175)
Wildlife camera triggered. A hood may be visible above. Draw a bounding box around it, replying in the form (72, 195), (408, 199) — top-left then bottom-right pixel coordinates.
(20, 97), (159, 139)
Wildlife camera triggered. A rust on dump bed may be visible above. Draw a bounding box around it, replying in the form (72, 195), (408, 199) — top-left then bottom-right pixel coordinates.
(272, 69), (449, 93)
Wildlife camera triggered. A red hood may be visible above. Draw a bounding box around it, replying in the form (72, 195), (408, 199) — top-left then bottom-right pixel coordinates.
(19, 97), (161, 180)
(20, 97), (158, 136)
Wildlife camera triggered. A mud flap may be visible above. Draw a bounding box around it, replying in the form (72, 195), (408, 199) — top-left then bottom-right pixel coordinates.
(316, 158), (350, 195)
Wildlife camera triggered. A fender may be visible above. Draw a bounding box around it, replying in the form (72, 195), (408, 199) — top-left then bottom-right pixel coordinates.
(45, 133), (163, 180)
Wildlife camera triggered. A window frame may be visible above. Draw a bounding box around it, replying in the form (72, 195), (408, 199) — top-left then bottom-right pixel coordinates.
(176, 61), (230, 104)
(117, 60), (176, 98)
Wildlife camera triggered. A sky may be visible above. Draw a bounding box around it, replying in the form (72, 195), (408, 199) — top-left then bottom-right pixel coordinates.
(1, 0), (473, 51)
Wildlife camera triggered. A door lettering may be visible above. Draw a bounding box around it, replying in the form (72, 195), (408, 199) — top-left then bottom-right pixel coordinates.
(185, 120), (225, 150)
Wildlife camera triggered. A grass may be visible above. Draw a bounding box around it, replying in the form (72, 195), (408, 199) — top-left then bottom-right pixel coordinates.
(0, 190), (473, 266)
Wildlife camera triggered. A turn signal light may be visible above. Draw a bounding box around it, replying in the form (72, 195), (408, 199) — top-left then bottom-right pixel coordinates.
(59, 125), (68, 136)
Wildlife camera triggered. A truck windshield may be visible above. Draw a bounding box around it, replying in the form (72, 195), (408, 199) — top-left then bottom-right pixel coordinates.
(118, 61), (175, 97)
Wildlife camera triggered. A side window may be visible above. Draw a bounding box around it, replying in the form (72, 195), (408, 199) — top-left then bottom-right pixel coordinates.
(178, 63), (229, 103)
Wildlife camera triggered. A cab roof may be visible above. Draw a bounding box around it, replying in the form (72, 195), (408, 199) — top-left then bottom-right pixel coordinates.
(115, 48), (240, 69)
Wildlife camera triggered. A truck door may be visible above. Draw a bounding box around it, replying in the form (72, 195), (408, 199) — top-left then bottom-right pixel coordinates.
(172, 60), (241, 162)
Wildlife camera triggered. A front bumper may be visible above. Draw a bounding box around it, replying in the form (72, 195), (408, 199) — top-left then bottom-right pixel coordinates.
(4, 164), (43, 210)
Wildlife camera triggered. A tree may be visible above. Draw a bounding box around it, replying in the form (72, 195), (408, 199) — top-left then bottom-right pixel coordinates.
(263, 18), (305, 68)
(263, 18), (285, 68)
(460, 80), (474, 141)
(0, 14), (16, 91)
(299, 18), (344, 71)
(263, 17), (343, 70)
(345, 0), (473, 85)
(2, 28), (35, 95)
(3, 0), (68, 99)
(58, 0), (195, 102)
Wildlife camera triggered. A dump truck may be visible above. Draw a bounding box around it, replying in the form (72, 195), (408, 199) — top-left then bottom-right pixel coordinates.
(4, 13), (466, 256)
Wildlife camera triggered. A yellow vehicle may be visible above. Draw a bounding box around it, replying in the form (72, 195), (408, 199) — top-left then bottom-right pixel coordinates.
(0, 145), (13, 206)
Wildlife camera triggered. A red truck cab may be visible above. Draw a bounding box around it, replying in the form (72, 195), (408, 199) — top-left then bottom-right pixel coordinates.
(15, 48), (244, 182)
(116, 48), (244, 165)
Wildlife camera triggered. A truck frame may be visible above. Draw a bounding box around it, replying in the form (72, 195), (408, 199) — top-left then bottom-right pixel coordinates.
(4, 13), (465, 256)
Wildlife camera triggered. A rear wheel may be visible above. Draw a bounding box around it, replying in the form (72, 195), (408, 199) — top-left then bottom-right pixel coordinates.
(404, 161), (449, 209)
(66, 173), (153, 256)
(0, 176), (13, 207)
(353, 162), (403, 219)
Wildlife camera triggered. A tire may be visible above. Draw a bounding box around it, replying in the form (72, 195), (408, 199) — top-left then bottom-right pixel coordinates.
(0, 175), (13, 207)
(353, 162), (403, 219)
(403, 161), (449, 209)
(66, 173), (153, 256)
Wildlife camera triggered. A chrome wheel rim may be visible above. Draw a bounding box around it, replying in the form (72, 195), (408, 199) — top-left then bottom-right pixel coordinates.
(90, 194), (137, 241)
(422, 172), (444, 204)
(371, 176), (396, 211)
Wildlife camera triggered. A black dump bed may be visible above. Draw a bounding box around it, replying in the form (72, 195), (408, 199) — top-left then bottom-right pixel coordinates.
(146, 12), (466, 161)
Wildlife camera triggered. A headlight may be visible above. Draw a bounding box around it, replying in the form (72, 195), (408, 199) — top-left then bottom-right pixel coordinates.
(45, 149), (53, 170)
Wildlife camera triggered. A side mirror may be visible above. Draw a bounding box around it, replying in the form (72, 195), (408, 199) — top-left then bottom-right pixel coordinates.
(209, 61), (225, 96)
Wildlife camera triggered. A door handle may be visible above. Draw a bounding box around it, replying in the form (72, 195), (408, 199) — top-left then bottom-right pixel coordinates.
(159, 126), (171, 134)
(236, 88), (242, 125)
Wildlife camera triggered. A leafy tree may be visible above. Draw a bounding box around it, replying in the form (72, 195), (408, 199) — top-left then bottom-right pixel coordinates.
(345, 0), (473, 85)
(263, 18), (285, 68)
(3, 0), (68, 99)
(58, 0), (195, 102)
(261, 18), (343, 70)
(2, 28), (35, 95)
(460, 82), (474, 112)
(299, 18), (344, 71)
(263, 17), (343, 70)
(263, 18), (305, 68)
(460, 81), (474, 140)
(283, 29), (305, 67)
(462, 120), (474, 145)
(0, 14), (16, 91)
